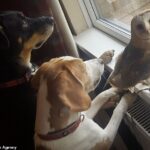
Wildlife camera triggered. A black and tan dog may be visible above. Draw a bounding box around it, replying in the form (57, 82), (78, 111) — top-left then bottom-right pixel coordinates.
(0, 11), (54, 149)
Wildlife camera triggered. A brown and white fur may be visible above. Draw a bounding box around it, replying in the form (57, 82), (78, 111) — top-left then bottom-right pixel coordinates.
(32, 52), (136, 150)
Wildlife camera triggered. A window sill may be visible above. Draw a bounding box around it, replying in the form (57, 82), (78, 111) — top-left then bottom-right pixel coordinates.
(74, 27), (150, 105)
(75, 27), (126, 71)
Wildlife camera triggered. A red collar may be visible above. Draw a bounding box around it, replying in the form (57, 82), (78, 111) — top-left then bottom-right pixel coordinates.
(0, 73), (31, 89)
(0, 64), (37, 89)
(38, 114), (85, 141)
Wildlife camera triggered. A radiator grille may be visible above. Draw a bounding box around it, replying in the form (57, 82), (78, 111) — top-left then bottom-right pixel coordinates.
(127, 97), (150, 135)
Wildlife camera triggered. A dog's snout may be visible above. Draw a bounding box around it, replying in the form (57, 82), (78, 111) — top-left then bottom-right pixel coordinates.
(136, 21), (149, 33)
(84, 58), (104, 92)
(134, 13), (150, 33)
(136, 23), (145, 32)
(46, 16), (54, 25)
(40, 16), (54, 25)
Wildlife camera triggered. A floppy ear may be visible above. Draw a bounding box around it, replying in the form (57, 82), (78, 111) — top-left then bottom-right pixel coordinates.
(31, 62), (49, 90)
(52, 69), (91, 112)
(0, 25), (9, 49)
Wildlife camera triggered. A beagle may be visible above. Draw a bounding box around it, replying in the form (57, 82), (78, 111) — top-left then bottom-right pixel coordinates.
(32, 52), (136, 150)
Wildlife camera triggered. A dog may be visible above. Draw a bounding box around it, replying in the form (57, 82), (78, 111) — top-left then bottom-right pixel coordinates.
(31, 51), (136, 150)
(109, 10), (150, 89)
(0, 11), (54, 149)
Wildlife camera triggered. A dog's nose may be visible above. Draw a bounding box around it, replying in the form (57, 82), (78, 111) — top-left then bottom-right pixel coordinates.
(46, 16), (54, 25)
(136, 22), (147, 32)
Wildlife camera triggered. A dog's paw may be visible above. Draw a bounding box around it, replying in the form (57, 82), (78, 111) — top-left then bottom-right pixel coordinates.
(103, 93), (120, 109)
(99, 50), (115, 64)
(121, 92), (137, 108)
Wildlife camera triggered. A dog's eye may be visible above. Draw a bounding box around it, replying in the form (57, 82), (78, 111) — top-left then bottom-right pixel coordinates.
(22, 20), (28, 28)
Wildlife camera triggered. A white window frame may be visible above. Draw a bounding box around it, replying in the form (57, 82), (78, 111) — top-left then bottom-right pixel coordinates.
(76, 0), (150, 105)
(81, 0), (131, 44)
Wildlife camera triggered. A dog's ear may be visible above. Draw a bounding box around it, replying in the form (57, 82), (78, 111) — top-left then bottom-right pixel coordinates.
(0, 25), (10, 49)
(31, 62), (49, 90)
(52, 69), (91, 112)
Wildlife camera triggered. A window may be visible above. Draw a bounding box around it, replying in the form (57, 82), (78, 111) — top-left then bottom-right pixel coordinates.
(83, 0), (150, 43)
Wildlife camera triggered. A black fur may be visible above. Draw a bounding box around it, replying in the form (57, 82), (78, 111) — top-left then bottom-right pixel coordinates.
(0, 11), (54, 149)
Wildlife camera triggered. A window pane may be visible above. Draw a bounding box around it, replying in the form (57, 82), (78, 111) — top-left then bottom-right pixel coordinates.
(93, 0), (150, 31)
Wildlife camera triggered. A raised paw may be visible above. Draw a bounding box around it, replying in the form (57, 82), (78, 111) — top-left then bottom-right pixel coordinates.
(99, 50), (115, 64)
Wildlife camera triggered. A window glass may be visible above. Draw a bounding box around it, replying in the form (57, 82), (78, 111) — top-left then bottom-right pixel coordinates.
(93, 0), (150, 31)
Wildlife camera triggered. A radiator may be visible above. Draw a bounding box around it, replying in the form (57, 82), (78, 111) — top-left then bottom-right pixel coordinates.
(125, 96), (150, 150)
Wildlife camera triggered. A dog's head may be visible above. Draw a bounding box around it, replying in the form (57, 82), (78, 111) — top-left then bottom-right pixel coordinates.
(109, 10), (150, 89)
(131, 9), (150, 41)
(0, 11), (54, 68)
(32, 56), (104, 129)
